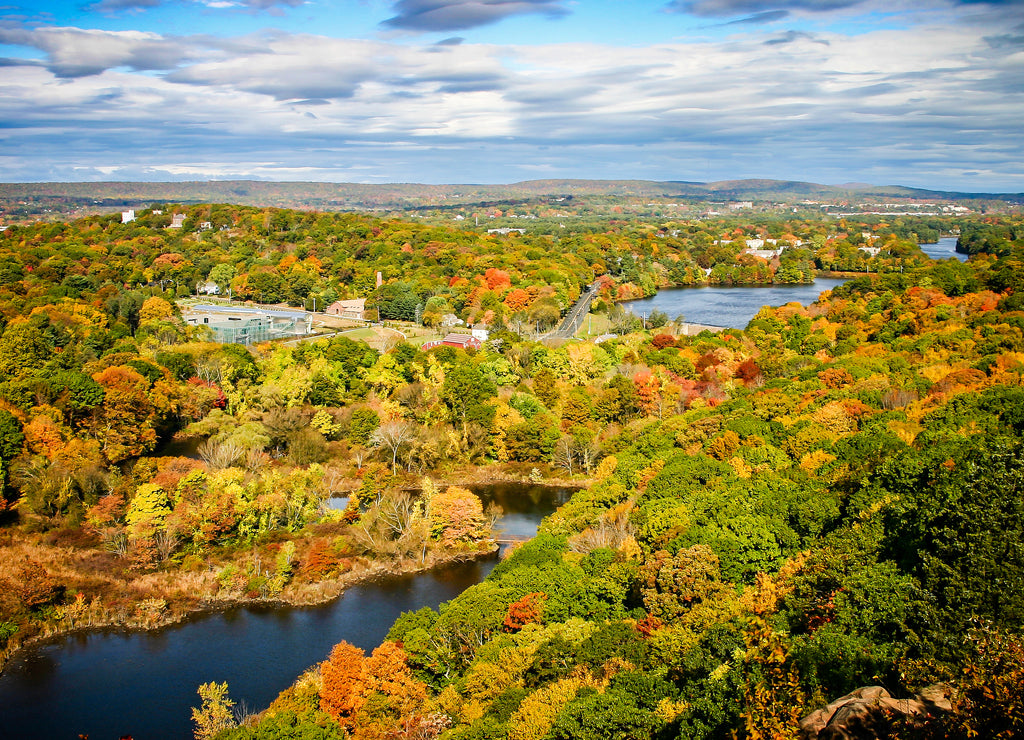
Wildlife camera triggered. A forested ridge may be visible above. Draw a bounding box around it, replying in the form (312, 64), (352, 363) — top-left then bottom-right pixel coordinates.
(2, 179), (1019, 222)
(0, 206), (1023, 738)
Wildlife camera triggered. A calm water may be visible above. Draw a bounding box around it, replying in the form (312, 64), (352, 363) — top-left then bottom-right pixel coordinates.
(919, 236), (968, 263)
(469, 482), (574, 541)
(154, 434), (203, 459)
(0, 483), (571, 740)
(328, 484), (574, 542)
(624, 277), (850, 329)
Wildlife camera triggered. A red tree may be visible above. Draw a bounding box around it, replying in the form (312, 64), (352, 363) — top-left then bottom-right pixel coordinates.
(633, 370), (662, 416)
(484, 268), (512, 291)
(503, 591), (546, 632)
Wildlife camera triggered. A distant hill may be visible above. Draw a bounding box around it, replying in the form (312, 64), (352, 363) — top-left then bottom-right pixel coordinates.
(0, 178), (1020, 221)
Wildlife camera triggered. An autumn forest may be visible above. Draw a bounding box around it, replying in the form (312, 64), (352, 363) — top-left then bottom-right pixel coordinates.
(1, 201), (1023, 739)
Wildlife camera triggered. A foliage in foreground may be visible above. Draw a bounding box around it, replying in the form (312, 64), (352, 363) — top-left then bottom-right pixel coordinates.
(218, 248), (1024, 737)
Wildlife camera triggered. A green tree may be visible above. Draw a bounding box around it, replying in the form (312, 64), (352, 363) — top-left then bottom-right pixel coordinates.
(442, 362), (496, 438)
(0, 409), (24, 465)
(883, 436), (1024, 659)
(347, 407), (380, 444)
(639, 545), (730, 622)
(208, 263), (237, 295)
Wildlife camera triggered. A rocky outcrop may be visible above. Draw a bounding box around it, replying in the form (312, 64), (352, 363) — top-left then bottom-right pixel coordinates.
(800, 684), (952, 739)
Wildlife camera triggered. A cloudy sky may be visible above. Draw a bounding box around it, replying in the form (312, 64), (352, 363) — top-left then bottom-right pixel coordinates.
(0, 0), (1021, 190)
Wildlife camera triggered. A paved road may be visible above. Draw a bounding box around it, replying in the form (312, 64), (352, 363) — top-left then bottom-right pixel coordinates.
(550, 281), (600, 339)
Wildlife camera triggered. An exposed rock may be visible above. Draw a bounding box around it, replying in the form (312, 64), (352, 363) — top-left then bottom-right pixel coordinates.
(800, 684), (952, 739)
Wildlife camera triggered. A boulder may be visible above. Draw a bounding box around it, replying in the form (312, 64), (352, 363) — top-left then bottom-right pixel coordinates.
(800, 684), (952, 739)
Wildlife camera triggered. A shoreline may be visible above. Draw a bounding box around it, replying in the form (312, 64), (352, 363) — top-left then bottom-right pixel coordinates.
(0, 466), (587, 676)
(0, 542), (498, 676)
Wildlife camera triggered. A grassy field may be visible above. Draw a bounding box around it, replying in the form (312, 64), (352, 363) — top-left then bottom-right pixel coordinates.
(573, 312), (612, 339)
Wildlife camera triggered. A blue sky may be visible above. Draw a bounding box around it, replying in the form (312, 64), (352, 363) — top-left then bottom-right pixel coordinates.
(0, 0), (1022, 190)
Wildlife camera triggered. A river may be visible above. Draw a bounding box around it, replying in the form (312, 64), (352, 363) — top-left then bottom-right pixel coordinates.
(0, 483), (572, 740)
(623, 277), (850, 329)
(623, 237), (966, 329)
(919, 235), (968, 263)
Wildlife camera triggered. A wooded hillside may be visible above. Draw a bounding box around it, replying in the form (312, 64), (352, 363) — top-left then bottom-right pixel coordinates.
(0, 207), (1022, 738)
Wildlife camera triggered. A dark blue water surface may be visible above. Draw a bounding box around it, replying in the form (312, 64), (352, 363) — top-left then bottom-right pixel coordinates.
(0, 484), (570, 740)
(624, 236), (966, 330)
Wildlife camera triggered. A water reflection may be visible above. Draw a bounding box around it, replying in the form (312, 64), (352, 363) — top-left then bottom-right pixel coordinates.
(0, 483), (571, 740)
(624, 278), (850, 329)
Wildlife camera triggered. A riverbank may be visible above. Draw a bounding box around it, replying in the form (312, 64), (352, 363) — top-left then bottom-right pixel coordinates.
(0, 464), (588, 676)
(0, 479), (577, 738)
(428, 462), (590, 490)
(0, 532), (495, 675)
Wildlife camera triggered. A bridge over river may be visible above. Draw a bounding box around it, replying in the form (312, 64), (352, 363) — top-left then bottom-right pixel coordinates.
(494, 533), (533, 545)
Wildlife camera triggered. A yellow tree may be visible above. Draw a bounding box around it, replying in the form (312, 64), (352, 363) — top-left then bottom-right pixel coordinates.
(139, 296), (176, 324)
(429, 486), (486, 545)
(358, 641), (428, 736)
(507, 674), (592, 740)
(85, 365), (160, 463)
(490, 403), (524, 463)
(192, 681), (236, 740)
(126, 483), (171, 541)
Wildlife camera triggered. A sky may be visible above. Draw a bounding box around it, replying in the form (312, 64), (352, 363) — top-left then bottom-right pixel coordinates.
(0, 0), (1022, 190)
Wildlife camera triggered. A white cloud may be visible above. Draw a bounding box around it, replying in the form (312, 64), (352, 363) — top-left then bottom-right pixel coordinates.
(0, 26), (191, 77)
(0, 10), (1020, 189)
